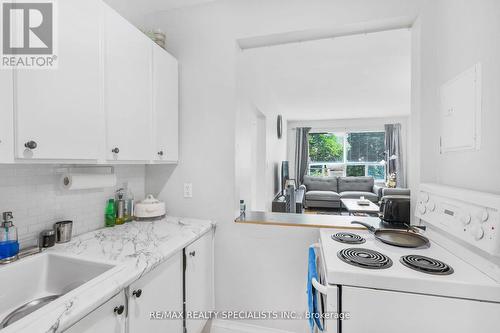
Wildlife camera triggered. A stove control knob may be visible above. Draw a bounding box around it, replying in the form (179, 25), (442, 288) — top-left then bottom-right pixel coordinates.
(419, 204), (427, 215)
(427, 201), (436, 212)
(460, 213), (471, 226)
(480, 210), (489, 223)
(473, 226), (485, 241)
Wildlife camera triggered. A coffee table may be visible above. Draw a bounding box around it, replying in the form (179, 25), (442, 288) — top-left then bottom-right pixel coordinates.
(340, 198), (380, 216)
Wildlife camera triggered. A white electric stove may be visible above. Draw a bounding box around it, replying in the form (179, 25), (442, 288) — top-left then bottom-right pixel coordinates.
(313, 183), (500, 333)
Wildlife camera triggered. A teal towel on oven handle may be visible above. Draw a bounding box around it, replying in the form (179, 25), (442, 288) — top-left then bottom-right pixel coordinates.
(308, 246), (324, 332)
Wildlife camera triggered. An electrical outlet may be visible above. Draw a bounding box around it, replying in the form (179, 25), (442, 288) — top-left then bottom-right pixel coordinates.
(184, 183), (193, 198)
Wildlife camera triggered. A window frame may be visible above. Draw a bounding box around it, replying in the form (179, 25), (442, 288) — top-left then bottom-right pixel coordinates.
(308, 130), (386, 182)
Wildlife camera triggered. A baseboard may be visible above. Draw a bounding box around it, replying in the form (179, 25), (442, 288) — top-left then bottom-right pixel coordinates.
(210, 319), (295, 333)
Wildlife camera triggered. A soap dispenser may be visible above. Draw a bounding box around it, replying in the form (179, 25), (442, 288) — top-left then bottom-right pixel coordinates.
(0, 212), (19, 263)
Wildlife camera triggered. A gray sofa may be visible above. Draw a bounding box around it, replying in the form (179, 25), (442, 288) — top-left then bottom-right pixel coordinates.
(299, 176), (409, 209)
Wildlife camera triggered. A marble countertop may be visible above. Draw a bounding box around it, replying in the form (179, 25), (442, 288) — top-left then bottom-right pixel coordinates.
(3, 216), (215, 333)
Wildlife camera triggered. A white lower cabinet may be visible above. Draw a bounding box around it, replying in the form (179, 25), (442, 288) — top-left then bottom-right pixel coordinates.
(65, 292), (126, 333)
(64, 230), (214, 333)
(128, 252), (183, 332)
(185, 231), (214, 333)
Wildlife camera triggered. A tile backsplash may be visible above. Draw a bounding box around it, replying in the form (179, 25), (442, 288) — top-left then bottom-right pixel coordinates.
(0, 164), (145, 247)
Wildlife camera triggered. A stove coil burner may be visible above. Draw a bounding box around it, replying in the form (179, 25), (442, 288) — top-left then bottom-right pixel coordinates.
(400, 255), (454, 275)
(331, 232), (366, 244)
(337, 248), (392, 269)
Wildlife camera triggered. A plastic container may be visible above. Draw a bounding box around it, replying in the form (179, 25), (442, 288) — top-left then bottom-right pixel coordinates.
(105, 199), (116, 227)
(0, 212), (19, 262)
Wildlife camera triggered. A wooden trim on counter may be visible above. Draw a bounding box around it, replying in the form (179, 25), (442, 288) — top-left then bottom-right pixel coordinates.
(235, 211), (381, 229)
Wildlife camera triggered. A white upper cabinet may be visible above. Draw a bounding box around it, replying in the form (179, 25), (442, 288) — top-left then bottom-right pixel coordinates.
(1, 0), (179, 164)
(0, 70), (13, 163)
(152, 44), (179, 163)
(14, 0), (103, 161)
(104, 4), (152, 162)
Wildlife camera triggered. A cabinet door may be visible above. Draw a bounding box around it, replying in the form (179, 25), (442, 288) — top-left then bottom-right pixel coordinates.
(64, 292), (126, 333)
(128, 252), (183, 332)
(152, 45), (179, 162)
(0, 69), (13, 163)
(15, 0), (103, 160)
(104, 4), (152, 162)
(185, 231), (214, 333)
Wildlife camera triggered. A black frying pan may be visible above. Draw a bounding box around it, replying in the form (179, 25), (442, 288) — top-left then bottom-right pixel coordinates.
(351, 221), (429, 248)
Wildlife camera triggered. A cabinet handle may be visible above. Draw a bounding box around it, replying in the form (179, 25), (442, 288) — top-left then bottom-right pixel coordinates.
(157, 150), (164, 156)
(132, 289), (142, 298)
(24, 141), (37, 150)
(189, 251), (196, 257)
(114, 305), (125, 315)
(111, 147), (120, 154)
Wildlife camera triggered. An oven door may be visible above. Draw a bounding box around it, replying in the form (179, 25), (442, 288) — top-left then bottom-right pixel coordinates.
(311, 243), (341, 333)
(341, 286), (500, 333)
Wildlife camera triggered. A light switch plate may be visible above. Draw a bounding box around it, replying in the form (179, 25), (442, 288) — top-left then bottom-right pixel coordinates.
(184, 183), (193, 198)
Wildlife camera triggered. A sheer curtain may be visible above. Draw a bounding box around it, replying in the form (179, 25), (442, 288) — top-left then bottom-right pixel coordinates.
(295, 127), (311, 186)
(384, 123), (405, 187)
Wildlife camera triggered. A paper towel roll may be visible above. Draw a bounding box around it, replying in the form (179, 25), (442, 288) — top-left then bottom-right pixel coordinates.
(61, 173), (117, 190)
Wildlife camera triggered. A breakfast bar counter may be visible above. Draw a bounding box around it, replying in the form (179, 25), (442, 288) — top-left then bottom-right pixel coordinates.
(235, 211), (382, 229)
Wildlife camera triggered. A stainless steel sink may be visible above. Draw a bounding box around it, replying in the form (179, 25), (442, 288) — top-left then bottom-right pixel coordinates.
(0, 253), (114, 328)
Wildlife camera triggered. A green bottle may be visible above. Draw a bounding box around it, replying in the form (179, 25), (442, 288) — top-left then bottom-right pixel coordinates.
(105, 199), (116, 227)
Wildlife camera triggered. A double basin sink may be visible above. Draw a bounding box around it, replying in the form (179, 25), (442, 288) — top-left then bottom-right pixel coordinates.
(0, 252), (115, 329)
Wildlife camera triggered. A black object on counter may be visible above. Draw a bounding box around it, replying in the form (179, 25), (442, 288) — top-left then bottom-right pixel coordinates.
(40, 229), (56, 248)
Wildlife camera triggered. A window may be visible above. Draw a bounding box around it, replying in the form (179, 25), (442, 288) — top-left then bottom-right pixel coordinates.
(308, 133), (344, 163)
(308, 131), (385, 180)
(346, 132), (385, 163)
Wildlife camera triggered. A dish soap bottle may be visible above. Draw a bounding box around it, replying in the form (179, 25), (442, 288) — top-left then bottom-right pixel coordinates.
(125, 186), (134, 222)
(115, 189), (126, 225)
(105, 199), (116, 227)
(0, 212), (19, 263)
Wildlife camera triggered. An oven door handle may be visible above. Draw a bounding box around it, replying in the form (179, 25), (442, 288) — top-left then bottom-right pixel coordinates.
(312, 277), (327, 295)
(310, 243), (327, 295)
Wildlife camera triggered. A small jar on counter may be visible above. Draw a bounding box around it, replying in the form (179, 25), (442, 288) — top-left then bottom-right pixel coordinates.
(40, 229), (56, 248)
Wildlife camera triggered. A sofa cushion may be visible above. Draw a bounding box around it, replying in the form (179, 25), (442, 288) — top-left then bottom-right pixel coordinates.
(338, 176), (374, 193)
(303, 176), (338, 192)
(340, 191), (378, 202)
(306, 190), (340, 202)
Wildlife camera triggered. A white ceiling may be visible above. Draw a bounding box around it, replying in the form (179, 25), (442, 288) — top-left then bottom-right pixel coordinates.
(103, 0), (215, 24)
(241, 29), (411, 121)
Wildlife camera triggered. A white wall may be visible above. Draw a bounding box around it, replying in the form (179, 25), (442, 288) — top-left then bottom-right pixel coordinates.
(144, 1), (424, 332)
(287, 116), (409, 182)
(414, 0), (500, 194)
(237, 29), (411, 121)
(235, 52), (288, 211)
(0, 165), (145, 247)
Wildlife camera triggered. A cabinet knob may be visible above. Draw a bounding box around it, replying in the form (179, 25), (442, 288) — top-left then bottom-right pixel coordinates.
(132, 289), (142, 298)
(24, 141), (37, 150)
(189, 251), (196, 257)
(111, 147), (120, 154)
(114, 305), (125, 315)
(157, 150), (164, 156)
